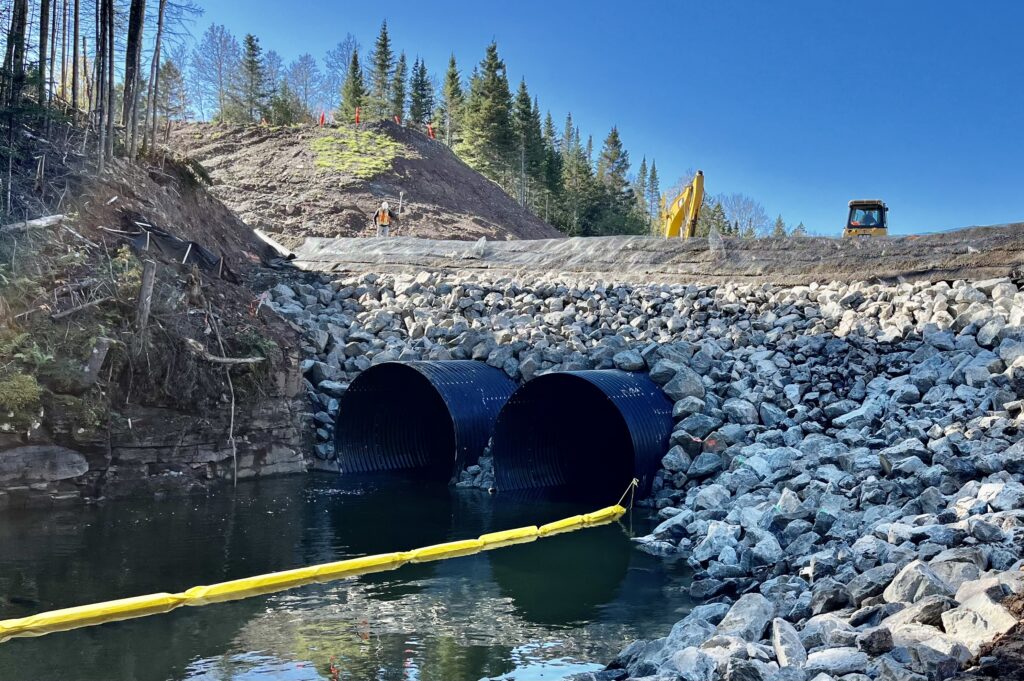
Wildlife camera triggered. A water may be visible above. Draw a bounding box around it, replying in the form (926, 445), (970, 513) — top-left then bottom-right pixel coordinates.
(0, 475), (692, 681)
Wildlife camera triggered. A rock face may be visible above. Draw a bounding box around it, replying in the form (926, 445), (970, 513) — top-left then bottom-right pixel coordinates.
(0, 446), (88, 483)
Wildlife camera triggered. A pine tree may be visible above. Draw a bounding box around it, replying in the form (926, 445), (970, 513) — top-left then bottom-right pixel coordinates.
(696, 200), (730, 237)
(511, 80), (543, 205)
(439, 54), (463, 147)
(596, 126), (631, 199)
(267, 81), (304, 125)
(456, 42), (514, 183)
(772, 214), (787, 237)
(408, 57), (433, 126)
(238, 34), (268, 122)
(367, 20), (394, 119)
(646, 160), (660, 224)
(339, 49), (365, 122)
(541, 111), (562, 203)
(792, 222), (807, 236)
(634, 156), (649, 223)
(389, 52), (407, 120)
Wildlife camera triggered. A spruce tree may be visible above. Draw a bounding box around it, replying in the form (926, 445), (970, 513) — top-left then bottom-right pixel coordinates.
(541, 111), (562, 202)
(390, 52), (407, 120)
(368, 20), (394, 119)
(511, 80), (543, 205)
(239, 34), (268, 122)
(634, 156), (649, 225)
(772, 214), (787, 237)
(268, 82), (304, 125)
(696, 200), (729, 237)
(408, 57), (434, 126)
(596, 126), (632, 199)
(339, 49), (366, 122)
(647, 161), (660, 223)
(439, 54), (464, 147)
(456, 42), (514, 183)
(792, 222), (807, 236)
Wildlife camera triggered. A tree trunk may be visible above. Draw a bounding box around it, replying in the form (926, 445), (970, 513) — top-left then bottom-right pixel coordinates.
(95, 0), (105, 171)
(143, 0), (166, 152)
(71, 0), (78, 110)
(104, 0), (114, 161)
(123, 0), (145, 157)
(39, 0), (50, 105)
(60, 0), (68, 102)
(3, 0), (30, 107)
(48, 0), (58, 105)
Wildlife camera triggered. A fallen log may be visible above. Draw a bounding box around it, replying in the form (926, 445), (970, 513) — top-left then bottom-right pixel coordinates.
(0, 214), (66, 234)
(183, 338), (265, 365)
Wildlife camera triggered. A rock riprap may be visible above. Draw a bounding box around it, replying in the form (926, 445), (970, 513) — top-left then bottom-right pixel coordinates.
(269, 272), (1024, 679)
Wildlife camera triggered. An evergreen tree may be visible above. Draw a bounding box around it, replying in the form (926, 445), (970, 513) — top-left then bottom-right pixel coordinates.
(238, 34), (268, 122)
(367, 20), (394, 119)
(155, 59), (189, 132)
(596, 126), (631, 199)
(646, 161), (661, 224)
(792, 222), (807, 236)
(408, 57), (433, 126)
(511, 80), (544, 205)
(540, 111), (563, 206)
(339, 49), (366, 122)
(456, 42), (514, 183)
(772, 214), (787, 237)
(696, 200), (729, 237)
(439, 54), (464, 147)
(634, 156), (649, 226)
(389, 52), (408, 120)
(267, 81), (304, 125)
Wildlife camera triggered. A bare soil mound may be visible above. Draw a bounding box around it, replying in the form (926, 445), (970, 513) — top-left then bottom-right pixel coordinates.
(169, 121), (562, 241)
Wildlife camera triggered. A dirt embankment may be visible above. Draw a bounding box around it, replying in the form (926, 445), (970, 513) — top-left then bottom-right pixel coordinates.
(0, 128), (310, 508)
(169, 121), (562, 242)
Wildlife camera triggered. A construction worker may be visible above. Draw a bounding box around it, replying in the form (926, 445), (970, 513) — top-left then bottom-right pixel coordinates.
(373, 201), (396, 237)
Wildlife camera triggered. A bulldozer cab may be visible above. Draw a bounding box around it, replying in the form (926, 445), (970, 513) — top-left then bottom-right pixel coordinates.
(844, 200), (888, 237)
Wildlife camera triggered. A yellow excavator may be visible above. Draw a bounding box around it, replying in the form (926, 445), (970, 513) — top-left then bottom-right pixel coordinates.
(843, 199), (889, 237)
(661, 170), (705, 239)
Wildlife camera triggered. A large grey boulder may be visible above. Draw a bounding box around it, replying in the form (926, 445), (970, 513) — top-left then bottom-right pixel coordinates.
(716, 593), (775, 641)
(882, 560), (953, 603)
(771, 618), (806, 668)
(664, 366), (706, 401)
(805, 648), (869, 676)
(940, 588), (1017, 654)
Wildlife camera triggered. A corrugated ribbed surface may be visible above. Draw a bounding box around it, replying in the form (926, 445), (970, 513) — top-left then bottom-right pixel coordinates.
(492, 370), (673, 498)
(334, 360), (516, 479)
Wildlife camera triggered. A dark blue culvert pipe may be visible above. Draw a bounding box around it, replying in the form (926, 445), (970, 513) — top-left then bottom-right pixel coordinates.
(333, 361), (517, 480)
(491, 370), (674, 499)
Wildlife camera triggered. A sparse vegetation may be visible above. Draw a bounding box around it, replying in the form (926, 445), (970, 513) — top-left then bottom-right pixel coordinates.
(310, 126), (404, 179)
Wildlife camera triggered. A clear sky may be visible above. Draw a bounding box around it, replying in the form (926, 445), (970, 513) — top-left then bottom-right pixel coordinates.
(190, 0), (1023, 235)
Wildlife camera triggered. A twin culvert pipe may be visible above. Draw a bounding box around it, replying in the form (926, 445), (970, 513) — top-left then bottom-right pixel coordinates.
(333, 360), (674, 499)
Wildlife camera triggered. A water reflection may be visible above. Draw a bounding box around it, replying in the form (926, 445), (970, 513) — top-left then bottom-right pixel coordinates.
(0, 475), (691, 681)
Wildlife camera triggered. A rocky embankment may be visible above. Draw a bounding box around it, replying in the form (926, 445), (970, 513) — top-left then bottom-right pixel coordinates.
(268, 271), (1024, 680)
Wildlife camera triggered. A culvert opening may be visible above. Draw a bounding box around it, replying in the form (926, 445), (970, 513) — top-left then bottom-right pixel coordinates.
(334, 361), (516, 480)
(491, 371), (674, 501)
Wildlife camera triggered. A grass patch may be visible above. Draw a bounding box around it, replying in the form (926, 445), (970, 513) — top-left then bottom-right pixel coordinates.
(310, 127), (405, 179)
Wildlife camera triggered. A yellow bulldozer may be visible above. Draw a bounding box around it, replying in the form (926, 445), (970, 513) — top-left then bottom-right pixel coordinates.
(843, 199), (889, 237)
(660, 170), (705, 239)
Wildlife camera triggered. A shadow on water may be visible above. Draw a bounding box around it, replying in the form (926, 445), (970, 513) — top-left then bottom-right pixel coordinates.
(0, 474), (692, 681)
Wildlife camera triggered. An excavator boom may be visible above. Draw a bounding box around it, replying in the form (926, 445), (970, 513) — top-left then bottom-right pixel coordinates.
(661, 171), (705, 239)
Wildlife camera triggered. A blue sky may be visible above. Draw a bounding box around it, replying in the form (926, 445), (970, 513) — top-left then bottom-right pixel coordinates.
(191, 0), (1023, 235)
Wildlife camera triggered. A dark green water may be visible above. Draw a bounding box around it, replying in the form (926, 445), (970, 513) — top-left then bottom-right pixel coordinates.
(0, 475), (692, 681)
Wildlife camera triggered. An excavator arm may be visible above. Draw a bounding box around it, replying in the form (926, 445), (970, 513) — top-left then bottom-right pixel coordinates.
(661, 170), (705, 239)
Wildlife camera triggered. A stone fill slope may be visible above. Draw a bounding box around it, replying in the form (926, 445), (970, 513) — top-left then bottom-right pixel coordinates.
(170, 121), (562, 241)
(267, 270), (1024, 680)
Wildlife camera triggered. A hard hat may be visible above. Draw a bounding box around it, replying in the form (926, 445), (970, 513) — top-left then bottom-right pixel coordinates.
(382, 201), (390, 210)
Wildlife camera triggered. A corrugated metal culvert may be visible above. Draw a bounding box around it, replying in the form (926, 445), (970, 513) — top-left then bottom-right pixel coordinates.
(334, 361), (516, 479)
(491, 370), (674, 500)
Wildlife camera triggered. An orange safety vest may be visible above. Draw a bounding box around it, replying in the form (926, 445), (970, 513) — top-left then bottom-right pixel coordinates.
(377, 209), (391, 226)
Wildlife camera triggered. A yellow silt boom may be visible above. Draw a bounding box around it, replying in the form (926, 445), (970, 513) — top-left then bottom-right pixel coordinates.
(661, 170), (705, 239)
